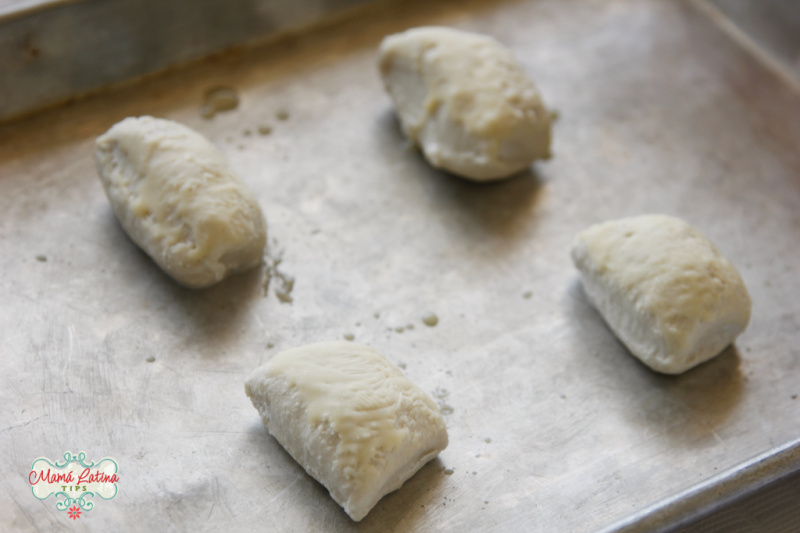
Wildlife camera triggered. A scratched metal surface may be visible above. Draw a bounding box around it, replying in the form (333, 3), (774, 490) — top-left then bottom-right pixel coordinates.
(0, 0), (378, 122)
(708, 0), (800, 82)
(1, 0), (800, 531)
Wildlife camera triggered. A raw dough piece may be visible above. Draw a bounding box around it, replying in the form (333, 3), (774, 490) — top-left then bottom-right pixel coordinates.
(95, 116), (266, 288)
(378, 26), (553, 181)
(571, 215), (751, 374)
(244, 341), (448, 521)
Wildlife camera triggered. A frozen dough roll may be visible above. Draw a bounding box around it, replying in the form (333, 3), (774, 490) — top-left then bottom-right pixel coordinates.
(245, 341), (448, 521)
(571, 215), (751, 374)
(95, 116), (266, 289)
(378, 26), (553, 181)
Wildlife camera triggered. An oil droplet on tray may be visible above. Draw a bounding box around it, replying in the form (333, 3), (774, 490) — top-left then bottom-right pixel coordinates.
(422, 313), (438, 327)
(146, 356), (155, 363)
(35, 255), (47, 262)
(523, 291), (533, 299)
(258, 125), (272, 135)
(276, 109), (290, 121)
(200, 87), (239, 118)
(395, 327), (405, 333)
(343, 333), (355, 341)
(443, 468), (454, 476)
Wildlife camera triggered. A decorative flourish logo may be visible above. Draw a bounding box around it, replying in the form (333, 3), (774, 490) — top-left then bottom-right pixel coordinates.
(28, 452), (119, 519)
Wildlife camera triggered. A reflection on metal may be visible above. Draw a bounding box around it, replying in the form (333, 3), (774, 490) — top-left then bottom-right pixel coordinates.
(0, 0), (378, 122)
(600, 437), (800, 533)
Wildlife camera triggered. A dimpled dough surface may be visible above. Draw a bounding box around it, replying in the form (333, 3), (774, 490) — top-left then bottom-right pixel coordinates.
(244, 342), (448, 521)
(378, 26), (553, 181)
(95, 116), (267, 289)
(571, 215), (752, 374)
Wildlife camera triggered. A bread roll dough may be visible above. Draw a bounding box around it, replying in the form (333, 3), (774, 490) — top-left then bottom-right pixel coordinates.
(244, 342), (448, 521)
(378, 26), (553, 181)
(571, 215), (751, 374)
(95, 116), (266, 288)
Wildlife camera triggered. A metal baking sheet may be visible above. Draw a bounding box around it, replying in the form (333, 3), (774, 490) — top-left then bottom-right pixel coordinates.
(2, 0), (800, 531)
(0, 0), (378, 122)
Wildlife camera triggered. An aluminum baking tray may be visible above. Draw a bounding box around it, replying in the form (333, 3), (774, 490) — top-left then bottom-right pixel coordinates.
(2, 0), (800, 531)
(0, 0), (377, 121)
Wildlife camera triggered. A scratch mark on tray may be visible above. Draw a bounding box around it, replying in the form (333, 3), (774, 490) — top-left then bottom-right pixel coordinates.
(1, 281), (98, 318)
(156, 362), (182, 375)
(66, 325), (74, 393)
(1, 415), (45, 432)
(7, 491), (45, 532)
(181, 431), (250, 437)
(251, 309), (265, 330)
(207, 476), (229, 519)
(67, 325), (74, 360)
(266, 474), (303, 507)
(480, 476), (505, 502)
(137, 368), (152, 418)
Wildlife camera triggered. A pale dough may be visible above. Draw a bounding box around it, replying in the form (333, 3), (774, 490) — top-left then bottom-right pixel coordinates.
(571, 215), (751, 374)
(95, 116), (266, 289)
(244, 341), (448, 521)
(378, 26), (553, 181)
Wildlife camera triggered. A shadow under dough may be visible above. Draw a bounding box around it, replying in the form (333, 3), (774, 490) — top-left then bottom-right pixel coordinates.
(566, 279), (744, 439)
(246, 421), (445, 531)
(103, 208), (265, 355)
(355, 457), (446, 531)
(375, 108), (545, 242)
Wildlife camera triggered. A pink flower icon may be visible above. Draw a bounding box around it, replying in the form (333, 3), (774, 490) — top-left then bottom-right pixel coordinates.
(67, 506), (81, 520)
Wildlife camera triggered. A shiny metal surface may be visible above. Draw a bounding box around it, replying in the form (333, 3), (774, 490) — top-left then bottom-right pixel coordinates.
(604, 437), (800, 533)
(0, 0), (377, 122)
(667, 456), (800, 533)
(708, 0), (800, 82)
(2, 0), (800, 531)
